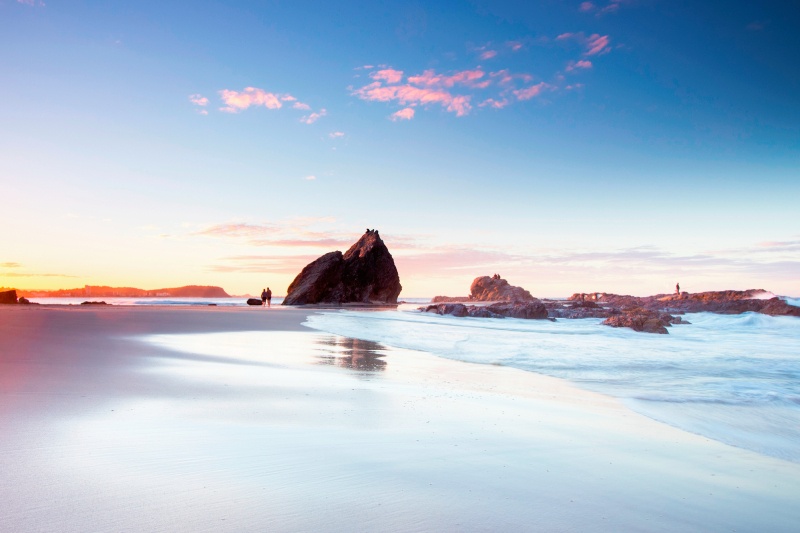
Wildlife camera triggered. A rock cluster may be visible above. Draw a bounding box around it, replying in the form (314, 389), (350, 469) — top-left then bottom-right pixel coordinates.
(423, 276), (547, 320)
(568, 290), (800, 318)
(0, 289), (17, 304)
(283, 230), (402, 305)
(421, 300), (549, 320)
(470, 275), (535, 302)
(432, 275), (535, 303)
(601, 308), (684, 334)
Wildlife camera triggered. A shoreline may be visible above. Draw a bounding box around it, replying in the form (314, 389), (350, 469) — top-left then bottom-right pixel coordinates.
(3, 305), (800, 531)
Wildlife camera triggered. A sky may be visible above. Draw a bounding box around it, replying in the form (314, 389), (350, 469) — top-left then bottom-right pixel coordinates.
(2, 0), (798, 297)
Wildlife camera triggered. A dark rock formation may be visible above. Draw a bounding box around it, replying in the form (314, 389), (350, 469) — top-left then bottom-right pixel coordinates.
(470, 276), (535, 302)
(80, 301), (108, 305)
(283, 230), (402, 305)
(602, 308), (678, 334)
(486, 301), (548, 319)
(421, 300), (549, 320)
(0, 289), (17, 304)
(430, 295), (472, 303)
(572, 289), (800, 318)
(246, 298), (263, 306)
(17, 297), (31, 304)
(423, 303), (471, 317)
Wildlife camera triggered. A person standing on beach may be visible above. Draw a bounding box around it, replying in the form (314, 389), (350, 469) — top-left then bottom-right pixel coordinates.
(261, 288), (268, 306)
(265, 287), (272, 308)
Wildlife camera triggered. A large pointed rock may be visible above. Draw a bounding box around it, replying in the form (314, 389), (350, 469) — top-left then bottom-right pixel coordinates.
(283, 230), (402, 305)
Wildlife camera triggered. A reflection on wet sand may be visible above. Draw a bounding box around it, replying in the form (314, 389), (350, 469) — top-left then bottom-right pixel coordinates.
(315, 336), (387, 371)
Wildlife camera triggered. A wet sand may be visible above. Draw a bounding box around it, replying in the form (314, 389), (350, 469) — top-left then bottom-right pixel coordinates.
(2, 304), (800, 532)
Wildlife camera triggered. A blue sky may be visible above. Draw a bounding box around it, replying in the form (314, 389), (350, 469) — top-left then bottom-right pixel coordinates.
(2, 0), (798, 297)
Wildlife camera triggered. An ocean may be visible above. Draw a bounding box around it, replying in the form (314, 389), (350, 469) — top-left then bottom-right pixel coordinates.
(305, 302), (800, 464)
(26, 295), (800, 462)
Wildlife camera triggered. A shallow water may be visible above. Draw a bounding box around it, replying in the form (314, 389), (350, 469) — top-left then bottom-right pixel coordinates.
(304, 308), (800, 463)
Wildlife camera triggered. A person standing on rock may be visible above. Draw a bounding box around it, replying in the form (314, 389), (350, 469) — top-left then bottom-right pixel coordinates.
(265, 287), (272, 308)
(675, 282), (680, 296)
(261, 288), (268, 306)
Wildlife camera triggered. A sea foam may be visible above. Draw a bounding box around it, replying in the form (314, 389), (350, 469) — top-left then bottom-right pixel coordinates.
(305, 308), (800, 463)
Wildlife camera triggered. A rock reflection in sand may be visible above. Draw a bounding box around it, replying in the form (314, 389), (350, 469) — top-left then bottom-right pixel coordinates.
(315, 336), (387, 372)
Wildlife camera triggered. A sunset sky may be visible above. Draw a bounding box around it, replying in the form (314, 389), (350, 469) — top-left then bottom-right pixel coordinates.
(2, 0), (798, 297)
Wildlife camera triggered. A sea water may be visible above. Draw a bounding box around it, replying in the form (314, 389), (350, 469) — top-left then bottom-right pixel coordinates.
(305, 306), (800, 463)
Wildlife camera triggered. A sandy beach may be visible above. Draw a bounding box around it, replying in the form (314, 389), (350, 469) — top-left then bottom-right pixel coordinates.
(2, 304), (800, 532)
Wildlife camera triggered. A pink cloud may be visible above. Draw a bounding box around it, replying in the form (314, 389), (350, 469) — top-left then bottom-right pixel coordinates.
(579, 1), (595, 11)
(219, 87), (284, 113)
(300, 109), (327, 124)
(566, 59), (593, 71)
(556, 32), (612, 56)
(406, 69), (487, 89)
(478, 98), (509, 109)
(513, 82), (550, 101)
(196, 223), (278, 238)
(479, 50), (498, 60)
(189, 94), (209, 106)
(507, 41), (523, 52)
(293, 101), (311, 110)
(329, 131), (345, 138)
(390, 108), (415, 121)
(490, 69), (533, 85)
(371, 69), (404, 84)
(353, 83), (472, 116)
(585, 34), (611, 56)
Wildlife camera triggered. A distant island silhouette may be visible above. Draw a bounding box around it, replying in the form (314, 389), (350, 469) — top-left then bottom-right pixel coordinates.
(13, 285), (230, 298)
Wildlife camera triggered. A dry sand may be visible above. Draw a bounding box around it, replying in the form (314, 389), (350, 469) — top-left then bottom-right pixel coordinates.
(2, 304), (800, 532)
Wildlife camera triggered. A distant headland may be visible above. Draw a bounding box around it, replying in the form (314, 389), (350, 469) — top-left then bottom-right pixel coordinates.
(9, 285), (230, 298)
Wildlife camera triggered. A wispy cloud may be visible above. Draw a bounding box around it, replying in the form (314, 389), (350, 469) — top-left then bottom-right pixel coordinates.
(351, 34), (614, 120)
(300, 109), (327, 124)
(353, 81), (472, 117)
(513, 82), (551, 101)
(16, 0), (46, 6)
(328, 131), (345, 138)
(189, 94), (208, 106)
(586, 34), (611, 55)
(219, 87), (284, 113)
(390, 107), (415, 121)
(195, 218), (359, 252)
(556, 32), (612, 56)
(304, 175), (317, 181)
(478, 98), (509, 109)
(196, 223), (279, 238)
(371, 69), (404, 84)
(208, 255), (323, 275)
(407, 68), (488, 88)
(566, 59), (593, 71)
(1, 262), (22, 268)
(214, 87), (321, 119)
(579, 1), (626, 16)
(1, 271), (77, 278)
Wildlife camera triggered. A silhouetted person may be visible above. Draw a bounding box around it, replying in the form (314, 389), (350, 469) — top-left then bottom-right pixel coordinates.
(265, 287), (272, 307)
(261, 289), (268, 306)
(675, 282), (680, 295)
